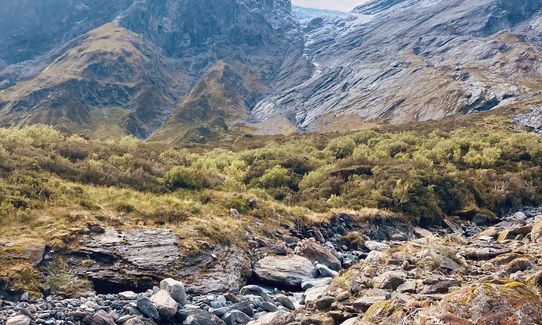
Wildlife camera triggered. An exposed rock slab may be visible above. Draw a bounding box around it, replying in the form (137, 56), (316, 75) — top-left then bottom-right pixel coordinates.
(254, 255), (318, 288)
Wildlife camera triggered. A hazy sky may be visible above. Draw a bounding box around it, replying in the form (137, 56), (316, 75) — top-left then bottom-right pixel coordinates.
(292, 0), (363, 12)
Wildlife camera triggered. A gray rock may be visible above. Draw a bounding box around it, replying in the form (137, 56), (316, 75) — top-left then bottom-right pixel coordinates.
(372, 271), (406, 290)
(253, 255), (318, 288)
(150, 290), (178, 320)
(352, 296), (388, 312)
(137, 297), (159, 320)
(223, 310), (253, 325)
(6, 315), (31, 325)
(260, 301), (278, 312)
(160, 278), (187, 306)
(397, 280), (418, 294)
(231, 301), (254, 317)
(421, 279), (461, 294)
(87, 311), (116, 325)
(119, 291), (138, 300)
(297, 239), (342, 271)
(240, 285), (271, 302)
(273, 294), (295, 310)
(363, 241), (390, 251)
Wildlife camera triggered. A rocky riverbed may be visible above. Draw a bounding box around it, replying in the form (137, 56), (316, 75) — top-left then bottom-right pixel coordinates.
(2, 207), (542, 324)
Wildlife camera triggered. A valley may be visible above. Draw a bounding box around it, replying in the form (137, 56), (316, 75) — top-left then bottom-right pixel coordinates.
(1, 0), (542, 324)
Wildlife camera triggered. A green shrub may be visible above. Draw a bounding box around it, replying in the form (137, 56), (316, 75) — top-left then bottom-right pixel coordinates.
(259, 165), (292, 189)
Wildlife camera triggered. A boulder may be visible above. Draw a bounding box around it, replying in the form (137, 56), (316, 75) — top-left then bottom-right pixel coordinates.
(420, 279), (461, 295)
(150, 290), (179, 320)
(363, 241), (390, 251)
(160, 278), (187, 305)
(253, 255), (318, 288)
(397, 280), (418, 294)
(6, 315), (31, 325)
(223, 310), (252, 325)
(247, 311), (294, 325)
(88, 311), (116, 325)
(137, 297), (159, 320)
(353, 296), (388, 312)
(298, 239), (341, 271)
(240, 285), (271, 302)
(372, 271), (406, 290)
(274, 294), (295, 310)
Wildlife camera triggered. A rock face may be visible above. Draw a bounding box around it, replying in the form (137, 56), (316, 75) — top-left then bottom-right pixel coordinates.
(253, 0), (542, 131)
(65, 228), (251, 294)
(297, 239), (341, 271)
(253, 255), (318, 288)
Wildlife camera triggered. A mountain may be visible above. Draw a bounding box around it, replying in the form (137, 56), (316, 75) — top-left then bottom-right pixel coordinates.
(254, 0), (542, 130)
(1, 0), (542, 141)
(0, 0), (308, 139)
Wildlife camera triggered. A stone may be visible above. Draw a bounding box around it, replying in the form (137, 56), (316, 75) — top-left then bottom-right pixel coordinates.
(353, 296), (388, 312)
(247, 311), (294, 325)
(274, 294), (295, 310)
(88, 311), (116, 325)
(314, 296), (334, 310)
(260, 301), (278, 312)
(397, 280), (417, 293)
(253, 255), (318, 288)
(304, 284), (330, 304)
(160, 278), (187, 305)
(119, 291), (138, 300)
(231, 301), (254, 317)
(363, 241), (390, 251)
(240, 285), (271, 302)
(229, 209), (240, 218)
(413, 227), (434, 238)
(150, 290), (178, 320)
(372, 271), (406, 290)
(6, 315), (31, 325)
(298, 239), (341, 271)
(137, 297), (159, 320)
(421, 279), (461, 294)
(223, 310), (252, 325)
(316, 264), (339, 277)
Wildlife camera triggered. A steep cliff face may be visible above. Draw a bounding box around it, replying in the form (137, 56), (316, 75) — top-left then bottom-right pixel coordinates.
(253, 0), (542, 131)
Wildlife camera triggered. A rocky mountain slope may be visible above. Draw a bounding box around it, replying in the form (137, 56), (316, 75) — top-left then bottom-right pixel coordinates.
(254, 0), (542, 130)
(0, 0), (308, 140)
(1, 0), (542, 141)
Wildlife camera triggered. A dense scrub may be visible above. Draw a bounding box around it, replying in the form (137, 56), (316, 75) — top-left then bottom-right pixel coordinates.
(0, 125), (541, 230)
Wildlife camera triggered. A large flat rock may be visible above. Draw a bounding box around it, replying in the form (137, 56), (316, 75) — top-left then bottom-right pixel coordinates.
(253, 255), (318, 288)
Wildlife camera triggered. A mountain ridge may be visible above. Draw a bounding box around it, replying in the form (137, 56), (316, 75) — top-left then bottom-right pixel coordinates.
(0, 0), (541, 142)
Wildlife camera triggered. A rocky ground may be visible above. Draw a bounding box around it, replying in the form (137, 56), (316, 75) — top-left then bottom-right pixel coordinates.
(2, 207), (542, 324)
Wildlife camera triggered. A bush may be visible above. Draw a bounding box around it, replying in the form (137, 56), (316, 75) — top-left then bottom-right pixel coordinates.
(163, 166), (213, 190)
(259, 165), (291, 189)
(326, 137), (356, 159)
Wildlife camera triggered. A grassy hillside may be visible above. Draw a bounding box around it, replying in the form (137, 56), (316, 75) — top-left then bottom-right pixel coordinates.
(0, 118), (541, 295)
